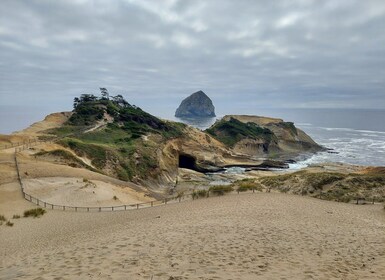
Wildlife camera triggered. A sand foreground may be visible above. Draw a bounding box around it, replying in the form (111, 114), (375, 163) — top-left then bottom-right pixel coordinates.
(1, 193), (385, 280)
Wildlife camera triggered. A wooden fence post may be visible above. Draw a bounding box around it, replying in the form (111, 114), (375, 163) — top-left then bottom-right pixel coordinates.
(151, 201), (153, 207)
(136, 204), (139, 209)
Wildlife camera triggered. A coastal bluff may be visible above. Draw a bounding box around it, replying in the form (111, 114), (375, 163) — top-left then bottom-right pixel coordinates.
(175, 90), (216, 118)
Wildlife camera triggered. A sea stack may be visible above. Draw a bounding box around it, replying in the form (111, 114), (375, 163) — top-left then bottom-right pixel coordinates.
(175, 90), (216, 118)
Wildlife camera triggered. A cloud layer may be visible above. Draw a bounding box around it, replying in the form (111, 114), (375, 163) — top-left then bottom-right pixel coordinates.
(1, 0), (384, 115)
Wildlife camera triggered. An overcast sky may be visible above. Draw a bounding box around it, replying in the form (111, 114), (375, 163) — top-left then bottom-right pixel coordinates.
(1, 0), (385, 129)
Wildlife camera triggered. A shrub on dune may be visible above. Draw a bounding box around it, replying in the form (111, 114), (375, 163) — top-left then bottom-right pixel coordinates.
(24, 208), (46, 218)
(209, 185), (233, 196)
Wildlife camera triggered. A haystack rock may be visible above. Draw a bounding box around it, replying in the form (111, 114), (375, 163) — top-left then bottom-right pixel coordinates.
(175, 90), (216, 118)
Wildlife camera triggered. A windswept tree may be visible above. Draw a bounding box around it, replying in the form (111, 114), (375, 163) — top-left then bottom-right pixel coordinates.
(112, 94), (130, 108)
(73, 97), (80, 109)
(80, 94), (98, 103)
(100, 88), (109, 100)
(73, 94), (97, 108)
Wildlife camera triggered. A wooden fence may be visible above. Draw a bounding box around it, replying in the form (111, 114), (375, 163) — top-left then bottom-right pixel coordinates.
(22, 191), (190, 212)
(1, 139), (48, 151)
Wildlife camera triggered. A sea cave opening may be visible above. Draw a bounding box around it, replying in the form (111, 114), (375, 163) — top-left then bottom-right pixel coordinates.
(178, 154), (200, 172)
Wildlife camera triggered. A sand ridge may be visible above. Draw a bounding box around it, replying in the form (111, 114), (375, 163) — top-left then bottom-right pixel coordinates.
(1, 193), (384, 279)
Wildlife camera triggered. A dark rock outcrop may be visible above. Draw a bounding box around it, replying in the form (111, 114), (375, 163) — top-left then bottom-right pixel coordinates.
(175, 91), (216, 118)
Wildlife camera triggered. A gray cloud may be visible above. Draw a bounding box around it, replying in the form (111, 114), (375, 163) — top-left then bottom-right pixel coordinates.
(0, 0), (384, 122)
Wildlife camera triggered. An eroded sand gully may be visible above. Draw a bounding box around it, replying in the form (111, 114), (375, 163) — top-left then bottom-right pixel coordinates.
(1, 193), (384, 280)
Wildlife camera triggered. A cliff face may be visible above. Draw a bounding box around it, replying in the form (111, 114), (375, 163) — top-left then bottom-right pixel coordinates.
(175, 91), (216, 118)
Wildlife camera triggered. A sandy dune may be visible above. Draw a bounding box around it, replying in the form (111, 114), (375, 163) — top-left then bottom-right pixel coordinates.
(0, 143), (155, 216)
(15, 112), (71, 136)
(1, 193), (384, 279)
(23, 177), (153, 207)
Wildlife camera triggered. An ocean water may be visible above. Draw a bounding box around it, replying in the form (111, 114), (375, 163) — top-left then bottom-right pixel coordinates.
(171, 108), (385, 168)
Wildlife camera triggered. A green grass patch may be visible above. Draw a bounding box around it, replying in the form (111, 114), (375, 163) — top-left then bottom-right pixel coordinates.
(206, 117), (274, 147)
(259, 173), (293, 188)
(303, 172), (347, 190)
(76, 127), (131, 145)
(45, 125), (87, 138)
(236, 180), (263, 192)
(59, 138), (110, 169)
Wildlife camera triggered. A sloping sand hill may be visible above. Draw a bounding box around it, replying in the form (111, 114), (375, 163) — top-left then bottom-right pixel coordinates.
(0, 142), (155, 216)
(1, 193), (384, 279)
(15, 112), (72, 135)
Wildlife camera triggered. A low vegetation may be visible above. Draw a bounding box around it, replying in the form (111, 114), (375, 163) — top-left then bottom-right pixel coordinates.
(6, 221), (14, 227)
(234, 179), (263, 192)
(24, 208), (46, 218)
(1, 215), (16, 227)
(34, 149), (98, 171)
(206, 117), (275, 147)
(209, 185), (233, 196)
(303, 172), (347, 190)
(0, 215), (6, 226)
(258, 171), (385, 203)
(276, 122), (298, 136)
(192, 189), (208, 199)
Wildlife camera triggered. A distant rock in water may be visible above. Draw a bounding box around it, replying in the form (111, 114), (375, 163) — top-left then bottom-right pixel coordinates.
(175, 90), (216, 118)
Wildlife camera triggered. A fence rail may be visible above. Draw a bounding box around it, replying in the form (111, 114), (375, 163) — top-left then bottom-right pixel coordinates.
(22, 192), (189, 212)
(1, 139), (53, 151)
